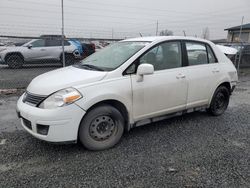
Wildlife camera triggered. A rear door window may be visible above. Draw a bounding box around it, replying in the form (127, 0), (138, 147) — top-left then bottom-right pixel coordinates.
(31, 39), (45, 48)
(45, 39), (70, 46)
(45, 39), (62, 47)
(186, 42), (208, 65)
(185, 42), (217, 65)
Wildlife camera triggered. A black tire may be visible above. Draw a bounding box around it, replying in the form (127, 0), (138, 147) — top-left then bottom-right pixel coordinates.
(207, 86), (230, 116)
(6, 54), (23, 69)
(79, 105), (124, 151)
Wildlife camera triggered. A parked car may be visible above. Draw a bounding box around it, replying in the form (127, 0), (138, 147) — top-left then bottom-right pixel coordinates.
(16, 36), (238, 151)
(81, 43), (95, 58)
(0, 44), (7, 53)
(0, 36), (81, 68)
(237, 44), (250, 66)
(95, 44), (104, 52)
(221, 43), (250, 66)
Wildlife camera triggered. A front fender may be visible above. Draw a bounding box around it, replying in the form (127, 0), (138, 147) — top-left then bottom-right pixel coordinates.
(74, 77), (133, 123)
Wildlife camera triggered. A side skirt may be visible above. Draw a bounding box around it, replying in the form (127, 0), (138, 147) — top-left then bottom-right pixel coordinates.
(131, 105), (207, 129)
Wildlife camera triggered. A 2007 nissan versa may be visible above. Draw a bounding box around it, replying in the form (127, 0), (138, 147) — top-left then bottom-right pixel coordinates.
(17, 36), (238, 150)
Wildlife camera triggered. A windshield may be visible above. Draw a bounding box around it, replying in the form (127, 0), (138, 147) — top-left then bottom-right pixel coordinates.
(78, 41), (149, 71)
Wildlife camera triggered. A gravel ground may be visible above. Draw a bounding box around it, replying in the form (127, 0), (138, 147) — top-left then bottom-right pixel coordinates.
(0, 76), (250, 187)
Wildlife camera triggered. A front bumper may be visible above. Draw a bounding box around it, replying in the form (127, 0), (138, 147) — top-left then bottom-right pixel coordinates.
(230, 81), (237, 94)
(0, 57), (4, 64)
(16, 94), (86, 142)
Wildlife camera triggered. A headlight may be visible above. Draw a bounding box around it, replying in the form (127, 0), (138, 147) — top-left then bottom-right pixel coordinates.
(39, 88), (82, 109)
(0, 48), (6, 52)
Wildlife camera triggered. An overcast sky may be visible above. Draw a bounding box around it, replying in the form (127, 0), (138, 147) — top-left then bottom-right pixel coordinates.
(0, 0), (250, 40)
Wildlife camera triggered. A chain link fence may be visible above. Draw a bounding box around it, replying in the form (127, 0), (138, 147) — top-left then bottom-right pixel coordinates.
(0, 35), (250, 91)
(214, 41), (250, 69)
(0, 35), (119, 90)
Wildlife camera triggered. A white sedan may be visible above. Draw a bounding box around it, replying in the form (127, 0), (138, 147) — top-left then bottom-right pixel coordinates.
(17, 36), (238, 150)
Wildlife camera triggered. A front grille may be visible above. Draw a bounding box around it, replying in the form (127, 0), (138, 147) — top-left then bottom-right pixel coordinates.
(23, 92), (46, 106)
(22, 118), (32, 130)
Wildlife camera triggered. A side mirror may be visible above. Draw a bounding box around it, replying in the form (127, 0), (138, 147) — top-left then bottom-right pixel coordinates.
(136, 64), (154, 82)
(27, 44), (32, 49)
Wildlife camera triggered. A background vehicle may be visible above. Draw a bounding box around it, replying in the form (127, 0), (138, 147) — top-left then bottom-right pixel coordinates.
(95, 44), (104, 52)
(220, 43), (250, 66)
(17, 36), (238, 151)
(0, 35), (82, 68)
(81, 43), (96, 58)
(235, 44), (250, 66)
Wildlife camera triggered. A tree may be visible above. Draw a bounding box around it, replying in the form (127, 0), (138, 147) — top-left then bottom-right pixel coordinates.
(159, 29), (174, 36)
(201, 27), (210, 39)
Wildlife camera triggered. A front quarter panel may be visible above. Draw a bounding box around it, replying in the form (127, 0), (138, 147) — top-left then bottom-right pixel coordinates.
(74, 76), (133, 123)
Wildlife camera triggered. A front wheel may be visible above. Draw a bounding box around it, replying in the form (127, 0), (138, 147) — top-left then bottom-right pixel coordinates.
(78, 105), (124, 151)
(207, 86), (230, 116)
(6, 54), (23, 69)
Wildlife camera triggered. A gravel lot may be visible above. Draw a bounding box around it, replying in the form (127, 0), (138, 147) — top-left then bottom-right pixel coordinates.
(0, 70), (250, 187)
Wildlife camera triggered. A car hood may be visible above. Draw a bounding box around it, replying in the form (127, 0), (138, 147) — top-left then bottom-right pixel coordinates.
(27, 66), (107, 95)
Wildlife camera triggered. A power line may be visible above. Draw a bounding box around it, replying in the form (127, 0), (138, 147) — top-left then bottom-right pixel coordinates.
(7, 0), (249, 16)
(3, 0), (250, 20)
(1, 10), (246, 30)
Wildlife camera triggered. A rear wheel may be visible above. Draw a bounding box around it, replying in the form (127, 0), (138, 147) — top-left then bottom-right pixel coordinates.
(6, 54), (23, 69)
(207, 86), (230, 116)
(79, 105), (124, 151)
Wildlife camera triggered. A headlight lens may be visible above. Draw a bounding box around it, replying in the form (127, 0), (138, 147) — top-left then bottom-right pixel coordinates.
(0, 48), (6, 52)
(39, 88), (82, 109)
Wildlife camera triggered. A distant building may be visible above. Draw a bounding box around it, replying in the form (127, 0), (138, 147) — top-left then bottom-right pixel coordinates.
(225, 23), (250, 43)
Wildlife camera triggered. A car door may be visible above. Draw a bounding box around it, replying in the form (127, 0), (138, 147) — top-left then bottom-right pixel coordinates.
(44, 39), (64, 60)
(25, 39), (47, 61)
(129, 41), (188, 121)
(184, 41), (222, 108)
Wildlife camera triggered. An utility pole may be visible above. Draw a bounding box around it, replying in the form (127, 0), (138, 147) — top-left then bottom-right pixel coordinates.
(61, 0), (65, 67)
(237, 16), (244, 73)
(183, 30), (186, 36)
(156, 20), (158, 36)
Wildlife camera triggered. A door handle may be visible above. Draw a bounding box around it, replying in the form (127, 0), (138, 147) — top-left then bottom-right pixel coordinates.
(176, 74), (186, 79)
(40, 49), (46, 51)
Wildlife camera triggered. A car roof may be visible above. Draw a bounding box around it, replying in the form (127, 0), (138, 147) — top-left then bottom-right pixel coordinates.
(122, 36), (211, 44)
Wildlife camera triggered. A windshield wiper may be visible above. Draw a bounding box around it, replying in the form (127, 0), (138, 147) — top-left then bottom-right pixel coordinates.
(79, 64), (104, 71)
